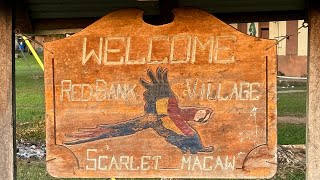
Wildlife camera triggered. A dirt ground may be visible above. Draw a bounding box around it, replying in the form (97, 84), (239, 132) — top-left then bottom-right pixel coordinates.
(278, 116), (306, 124)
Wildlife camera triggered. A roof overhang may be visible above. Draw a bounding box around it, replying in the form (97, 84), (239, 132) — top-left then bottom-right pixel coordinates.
(15, 0), (310, 34)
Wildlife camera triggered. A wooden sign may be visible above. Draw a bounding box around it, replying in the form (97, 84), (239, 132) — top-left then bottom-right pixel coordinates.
(44, 8), (277, 178)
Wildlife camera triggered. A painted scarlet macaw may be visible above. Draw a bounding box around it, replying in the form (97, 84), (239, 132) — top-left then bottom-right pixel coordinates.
(64, 67), (214, 154)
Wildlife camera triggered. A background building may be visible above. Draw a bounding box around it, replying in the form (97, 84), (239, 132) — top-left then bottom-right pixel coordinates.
(231, 20), (308, 77)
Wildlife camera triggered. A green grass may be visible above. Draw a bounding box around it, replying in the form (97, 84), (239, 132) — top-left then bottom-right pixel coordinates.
(16, 55), (44, 123)
(278, 123), (306, 145)
(277, 92), (306, 117)
(16, 54), (45, 142)
(277, 91), (306, 145)
(18, 160), (111, 180)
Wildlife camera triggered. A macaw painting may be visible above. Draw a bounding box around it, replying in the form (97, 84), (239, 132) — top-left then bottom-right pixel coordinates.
(64, 67), (214, 154)
(44, 9), (278, 178)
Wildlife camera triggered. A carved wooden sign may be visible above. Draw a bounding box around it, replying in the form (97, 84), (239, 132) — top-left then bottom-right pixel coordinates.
(44, 8), (277, 178)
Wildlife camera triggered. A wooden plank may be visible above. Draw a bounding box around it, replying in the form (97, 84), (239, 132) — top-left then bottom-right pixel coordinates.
(307, 8), (320, 180)
(33, 29), (82, 35)
(44, 8), (277, 178)
(0, 1), (15, 180)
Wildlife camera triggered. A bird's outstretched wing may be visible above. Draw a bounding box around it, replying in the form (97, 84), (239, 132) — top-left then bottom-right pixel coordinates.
(139, 67), (175, 114)
(63, 68), (174, 145)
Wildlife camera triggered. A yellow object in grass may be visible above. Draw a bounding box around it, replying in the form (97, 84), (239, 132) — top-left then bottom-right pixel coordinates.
(22, 36), (44, 71)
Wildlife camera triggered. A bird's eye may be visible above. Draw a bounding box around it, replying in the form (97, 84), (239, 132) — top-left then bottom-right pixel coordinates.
(194, 110), (207, 121)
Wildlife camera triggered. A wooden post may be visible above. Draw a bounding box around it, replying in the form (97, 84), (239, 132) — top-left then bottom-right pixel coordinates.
(307, 8), (320, 180)
(0, 1), (15, 179)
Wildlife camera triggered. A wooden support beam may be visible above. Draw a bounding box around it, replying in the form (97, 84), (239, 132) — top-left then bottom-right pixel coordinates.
(307, 8), (320, 180)
(15, 0), (33, 33)
(0, 1), (15, 180)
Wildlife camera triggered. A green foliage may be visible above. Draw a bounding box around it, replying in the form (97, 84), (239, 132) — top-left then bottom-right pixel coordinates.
(277, 92), (306, 117)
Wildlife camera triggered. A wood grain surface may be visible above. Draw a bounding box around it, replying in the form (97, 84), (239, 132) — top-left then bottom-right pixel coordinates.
(44, 8), (277, 178)
(0, 2), (14, 179)
(307, 8), (320, 180)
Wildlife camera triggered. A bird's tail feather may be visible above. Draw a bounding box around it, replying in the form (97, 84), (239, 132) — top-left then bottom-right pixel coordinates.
(63, 115), (154, 145)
